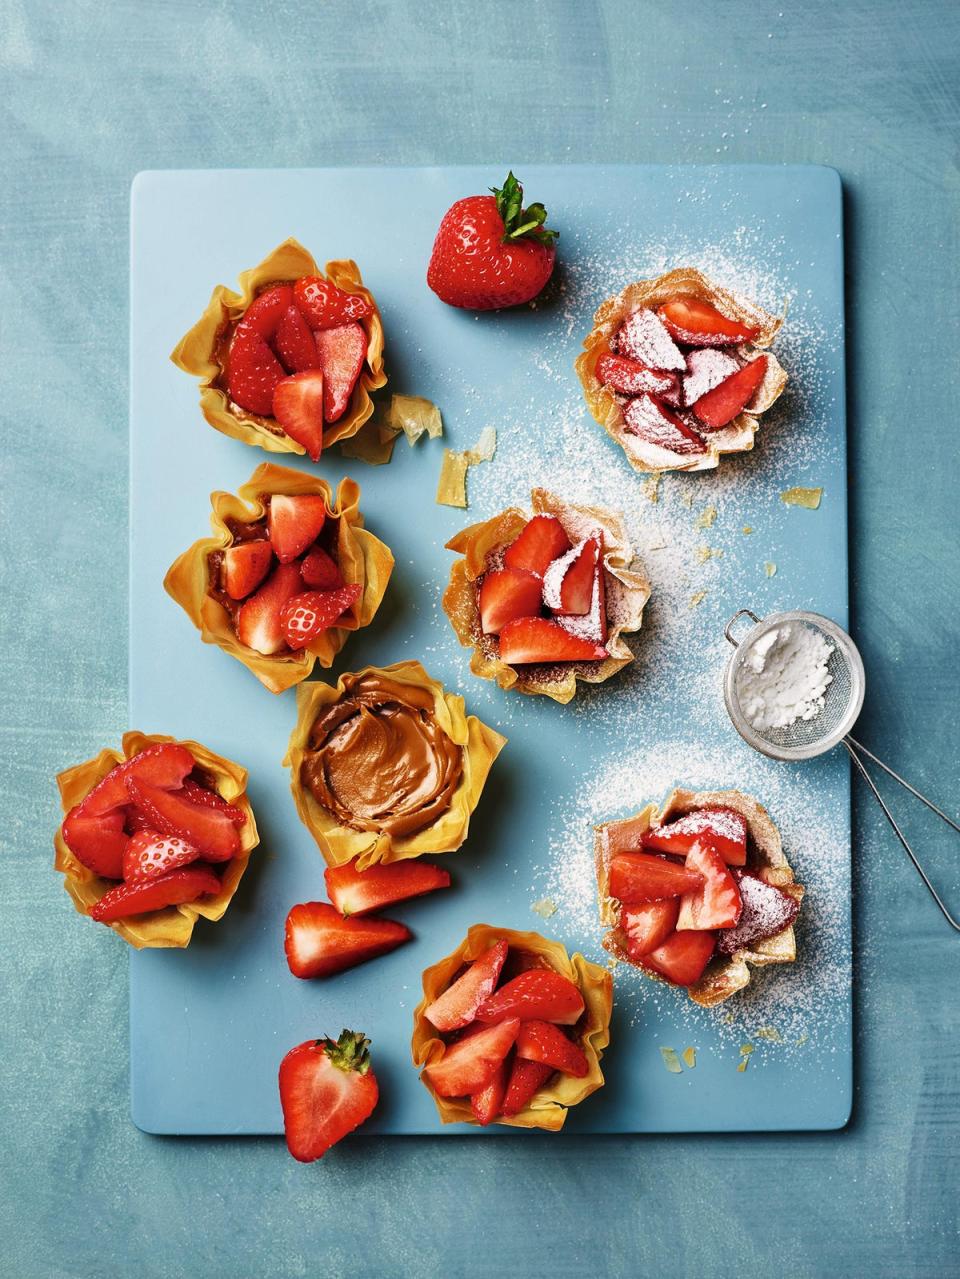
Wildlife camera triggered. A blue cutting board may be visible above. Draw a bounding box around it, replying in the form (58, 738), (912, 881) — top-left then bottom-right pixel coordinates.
(129, 165), (850, 1134)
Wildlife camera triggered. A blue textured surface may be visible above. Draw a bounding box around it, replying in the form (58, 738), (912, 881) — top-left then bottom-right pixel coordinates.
(3, 3), (959, 1276)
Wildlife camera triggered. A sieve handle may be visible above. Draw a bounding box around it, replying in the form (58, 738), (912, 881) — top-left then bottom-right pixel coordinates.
(724, 608), (762, 647)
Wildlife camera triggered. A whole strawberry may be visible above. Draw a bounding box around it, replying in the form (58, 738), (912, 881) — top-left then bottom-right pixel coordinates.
(427, 171), (558, 310)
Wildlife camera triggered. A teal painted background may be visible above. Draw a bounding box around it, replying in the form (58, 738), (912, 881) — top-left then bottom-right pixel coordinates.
(2, 2), (958, 1276)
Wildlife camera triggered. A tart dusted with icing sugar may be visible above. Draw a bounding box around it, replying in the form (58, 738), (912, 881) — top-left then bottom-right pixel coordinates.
(284, 661), (506, 870)
(595, 788), (804, 1006)
(412, 925), (612, 1131)
(442, 488), (651, 705)
(164, 463), (394, 695)
(171, 238), (386, 459)
(576, 268), (788, 473)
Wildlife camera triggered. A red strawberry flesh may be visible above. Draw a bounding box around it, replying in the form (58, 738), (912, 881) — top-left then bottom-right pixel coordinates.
(235, 562), (304, 655)
(280, 584), (361, 651)
(621, 898), (680, 959)
(623, 394), (706, 456)
(274, 304), (321, 373)
(268, 494), (327, 564)
(596, 352), (680, 398)
(501, 1056), (554, 1116)
(272, 371), (325, 461)
(478, 567), (543, 635)
(314, 322), (366, 423)
(676, 841), (743, 931)
(237, 284), (295, 340)
(222, 541), (274, 601)
(642, 806), (748, 866)
(502, 515), (570, 576)
(498, 616), (607, 665)
(227, 328), (286, 415)
(324, 858), (450, 917)
(516, 1020), (589, 1077)
(122, 829), (200, 881)
(542, 536), (599, 616)
(284, 901), (411, 979)
(293, 276), (373, 330)
(691, 355), (768, 429)
(657, 297), (760, 346)
(470, 1055), (509, 1126)
(300, 545), (342, 590)
(682, 347), (741, 407)
(608, 851), (705, 904)
(423, 1017), (521, 1097)
(475, 968), (584, 1026)
(639, 929), (716, 986)
(716, 872), (800, 954)
(279, 1031), (378, 1163)
(90, 865), (221, 922)
(615, 308), (685, 370)
(424, 939), (508, 1033)
(124, 776), (240, 862)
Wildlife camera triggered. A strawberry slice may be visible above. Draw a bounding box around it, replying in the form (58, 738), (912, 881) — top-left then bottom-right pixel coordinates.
(657, 297), (759, 346)
(608, 851), (705, 903)
(279, 1030), (379, 1163)
(423, 1018), (520, 1098)
(284, 902), (411, 978)
(642, 806), (748, 866)
(237, 284), (295, 340)
(621, 899), (680, 959)
(180, 778), (247, 826)
(615, 308), (685, 370)
(470, 1055), (510, 1126)
(476, 968), (585, 1026)
(478, 568), (543, 635)
(543, 536), (599, 616)
(516, 1020), (589, 1077)
(716, 872), (800, 954)
(639, 929), (716, 986)
(676, 842), (743, 931)
(682, 347), (740, 407)
(124, 776), (240, 862)
(424, 939), (508, 1033)
(691, 355), (768, 429)
(227, 327), (287, 415)
(272, 371), (325, 461)
(293, 276), (373, 330)
(314, 322), (367, 423)
(623, 394), (706, 456)
(221, 541), (274, 601)
(268, 494), (327, 563)
(78, 743), (196, 818)
(596, 352), (680, 399)
(300, 544), (342, 590)
(501, 1056), (554, 1116)
(122, 829), (200, 881)
(90, 865), (221, 922)
(324, 858), (450, 917)
(61, 808), (127, 879)
(274, 304), (320, 373)
(502, 514), (571, 576)
(498, 616), (607, 664)
(279, 584), (362, 651)
(236, 562), (304, 655)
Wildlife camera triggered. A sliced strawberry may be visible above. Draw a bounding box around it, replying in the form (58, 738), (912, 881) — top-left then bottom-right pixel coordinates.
(293, 275), (373, 330)
(639, 929), (716, 986)
(676, 841), (743, 931)
(608, 851), (705, 903)
(556, 558), (607, 645)
(615, 308), (685, 370)
(516, 1020), (588, 1078)
(79, 743), (196, 818)
(623, 394), (706, 456)
(124, 776), (240, 862)
(691, 355), (768, 429)
(502, 515), (570, 577)
(267, 494), (327, 563)
(324, 858), (450, 917)
(221, 540), (274, 600)
(272, 371), (325, 461)
(227, 327), (287, 415)
(682, 347), (740, 407)
(621, 899), (680, 959)
(501, 1056), (554, 1116)
(236, 284), (295, 340)
(314, 322), (367, 423)
(542, 536), (599, 616)
(716, 871), (800, 954)
(498, 616), (607, 665)
(470, 1055), (510, 1126)
(300, 544), (342, 590)
(181, 778), (247, 826)
(642, 806), (748, 866)
(61, 807), (127, 879)
(279, 1030), (378, 1163)
(235, 562), (304, 655)
(478, 568), (543, 635)
(657, 297), (759, 346)
(476, 968), (585, 1027)
(279, 584), (361, 651)
(424, 939), (508, 1033)
(90, 865), (221, 922)
(596, 352), (680, 399)
(423, 1018), (520, 1098)
(122, 829), (200, 881)
(274, 304), (320, 373)
(284, 902), (411, 979)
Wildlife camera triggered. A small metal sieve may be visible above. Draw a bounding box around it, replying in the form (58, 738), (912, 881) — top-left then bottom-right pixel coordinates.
(723, 608), (960, 931)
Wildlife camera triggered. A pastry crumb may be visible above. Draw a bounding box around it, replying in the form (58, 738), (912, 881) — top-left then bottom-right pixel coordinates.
(436, 429), (496, 508)
(641, 475), (662, 504)
(695, 503), (717, 529)
(682, 1046), (697, 1069)
(695, 545), (723, 564)
(753, 1026), (782, 1042)
(689, 590), (708, 608)
(659, 1046), (683, 1074)
(781, 485), (823, 509)
(742, 525), (754, 534)
(764, 561), (777, 577)
(531, 897), (557, 919)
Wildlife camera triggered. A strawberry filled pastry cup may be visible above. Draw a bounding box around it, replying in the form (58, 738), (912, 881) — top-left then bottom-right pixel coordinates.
(171, 238), (386, 459)
(595, 788), (804, 1006)
(576, 268), (788, 474)
(54, 732), (259, 948)
(164, 463), (393, 694)
(443, 488), (650, 705)
(412, 925), (612, 1131)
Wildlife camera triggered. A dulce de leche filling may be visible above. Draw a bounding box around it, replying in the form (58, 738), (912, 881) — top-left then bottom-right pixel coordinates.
(301, 671), (463, 837)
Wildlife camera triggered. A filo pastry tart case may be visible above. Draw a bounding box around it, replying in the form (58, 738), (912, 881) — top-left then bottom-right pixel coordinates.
(284, 661), (506, 870)
(575, 268), (788, 474)
(164, 463), (393, 695)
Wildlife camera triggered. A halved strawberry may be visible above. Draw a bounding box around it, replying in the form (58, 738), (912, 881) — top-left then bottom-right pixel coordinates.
(227, 327), (287, 415)
(623, 394), (706, 456)
(542, 537), (599, 616)
(221, 541), (274, 601)
(424, 939), (508, 1033)
(596, 352), (680, 398)
(516, 1020), (588, 1077)
(498, 616), (607, 664)
(676, 842), (743, 931)
(639, 929), (716, 986)
(61, 808), (128, 879)
(279, 584), (361, 651)
(300, 544), (342, 590)
(691, 355), (768, 430)
(616, 308), (685, 370)
(267, 494), (327, 563)
(274, 304), (320, 373)
(122, 829), (200, 881)
(620, 898), (680, 959)
(180, 779), (247, 826)
(501, 1056), (554, 1116)
(314, 322), (367, 423)
(235, 562), (304, 655)
(502, 515), (571, 576)
(237, 284), (295, 340)
(272, 371), (325, 462)
(470, 1055), (510, 1126)
(716, 871), (800, 954)
(79, 743), (196, 818)
(682, 347), (740, 407)
(324, 858), (450, 917)
(476, 968), (585, 1026)
(124, 776), (240, 862)
(90, 865), (221, 922)
(284, 901), (411, 978)
(608, 851), (705, 903)
(423, 1018), (521, 1098)
(478, 568), (543, 635)
(642, 807), (748, 866)
(279, 1030), (378, 1163)
(657, 297), (759, 347)
(293, 276), (373, 330)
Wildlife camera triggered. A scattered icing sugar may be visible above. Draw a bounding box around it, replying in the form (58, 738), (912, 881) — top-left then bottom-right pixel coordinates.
(683, 347), (741, 406)
(624, 394), (705, 455)
(616, 307), (686, 370)
(736, 621), (835, 731)
(542, 538), (589, 610)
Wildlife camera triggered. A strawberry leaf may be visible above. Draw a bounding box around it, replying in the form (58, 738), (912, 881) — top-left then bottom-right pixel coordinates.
(490, 172), (559, 246)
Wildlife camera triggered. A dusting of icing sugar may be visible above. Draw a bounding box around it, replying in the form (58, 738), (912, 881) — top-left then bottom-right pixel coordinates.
(542, 538), (589, 610)
(616, 306), (686, 370)
(683, 347), (741, 407)
(736, 621), (835, 731)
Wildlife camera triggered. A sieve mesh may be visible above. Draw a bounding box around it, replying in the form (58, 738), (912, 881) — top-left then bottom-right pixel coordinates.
(753, 640), (853, 750)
